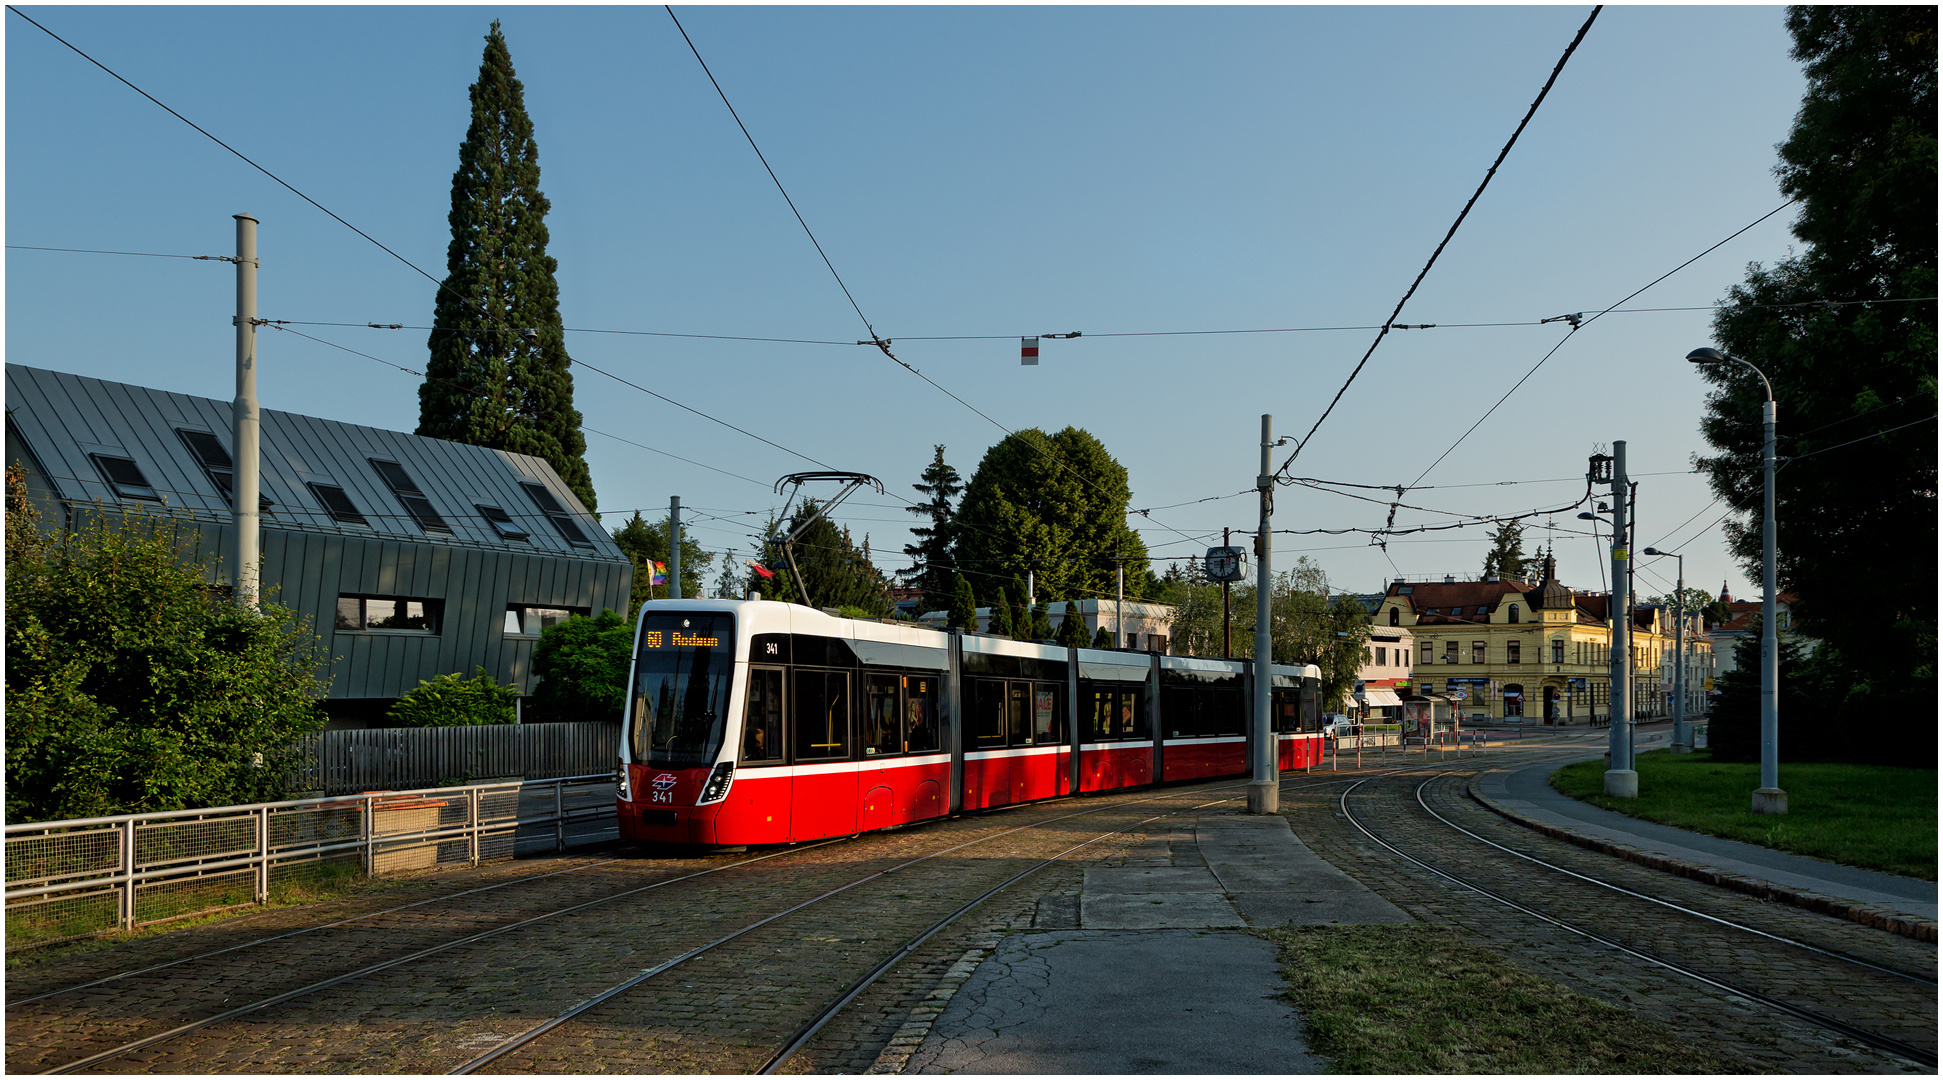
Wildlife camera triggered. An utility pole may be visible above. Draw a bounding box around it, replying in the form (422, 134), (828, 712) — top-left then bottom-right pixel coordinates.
(1222, 527), (1232, 658)
(1604, 441), (1636, 798)
(668, 495), (682, 601)
(1116, 564), (1124, 648)
(1673, 562), (1687, 752)
(1248, 415), (1277, 814)
(231, 213), (261, 611)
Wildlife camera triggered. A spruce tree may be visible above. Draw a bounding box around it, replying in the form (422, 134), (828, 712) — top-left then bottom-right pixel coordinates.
(988, 587), (1015, 638)
(1056, 596), (1091, 648)
(419, 21), (596, 511)
(901, 446), (963, 613)
(1092, 626), (1115, 649)
(1028, 601), (1052, 641)
(1008, 575), (1031, 640)
(948, 575), (977, 630)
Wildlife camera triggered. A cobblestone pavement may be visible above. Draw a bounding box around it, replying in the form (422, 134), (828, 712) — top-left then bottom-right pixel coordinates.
(1291, 751), (1937, 1075)
(10, 774), (1321, 1074)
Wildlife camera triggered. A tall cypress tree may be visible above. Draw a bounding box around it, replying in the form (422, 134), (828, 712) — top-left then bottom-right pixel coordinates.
(419, 21), (596, 511)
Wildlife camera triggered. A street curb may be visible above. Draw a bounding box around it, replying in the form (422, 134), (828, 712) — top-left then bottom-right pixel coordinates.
(864, 932), (1000, 1075)
(1465, 772), (1938, 945)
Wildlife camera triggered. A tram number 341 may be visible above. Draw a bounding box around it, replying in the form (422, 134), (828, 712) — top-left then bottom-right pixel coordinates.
(650, 773), (679, 804)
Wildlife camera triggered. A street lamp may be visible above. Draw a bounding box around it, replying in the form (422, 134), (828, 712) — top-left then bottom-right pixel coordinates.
(1642, 547), (1690, 755)
(1687, 347), (1784, 815)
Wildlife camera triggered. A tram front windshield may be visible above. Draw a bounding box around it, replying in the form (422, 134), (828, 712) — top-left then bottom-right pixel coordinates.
(628, 613), (735, 769)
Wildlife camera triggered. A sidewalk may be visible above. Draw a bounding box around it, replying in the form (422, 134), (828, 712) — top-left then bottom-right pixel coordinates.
(1473, 752), (1937, 935)
(875, 810), (1406, 1074)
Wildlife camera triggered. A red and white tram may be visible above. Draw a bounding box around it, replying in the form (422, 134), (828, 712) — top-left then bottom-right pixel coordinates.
(616, 600), (1325, 847)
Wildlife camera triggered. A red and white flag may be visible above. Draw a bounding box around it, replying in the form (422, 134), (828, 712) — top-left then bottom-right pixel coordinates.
(1020, 336), (1039, 365)
(746, 560), (775, 580)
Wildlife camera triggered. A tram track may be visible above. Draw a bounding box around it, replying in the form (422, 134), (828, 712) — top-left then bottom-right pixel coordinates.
(21, 762), (1419, 1075)
(1338, 769), (1938, 1071)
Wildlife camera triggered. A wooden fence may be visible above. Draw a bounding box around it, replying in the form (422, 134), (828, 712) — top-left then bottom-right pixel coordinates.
(289, 722), (620, 795)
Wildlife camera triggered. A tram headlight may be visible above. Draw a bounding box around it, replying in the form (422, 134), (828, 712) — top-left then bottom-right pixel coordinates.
(616, 763), (632, 801)
(698, 761), (735, 804)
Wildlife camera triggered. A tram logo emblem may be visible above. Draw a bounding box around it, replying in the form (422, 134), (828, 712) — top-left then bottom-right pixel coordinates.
(651, 773), (678, 791)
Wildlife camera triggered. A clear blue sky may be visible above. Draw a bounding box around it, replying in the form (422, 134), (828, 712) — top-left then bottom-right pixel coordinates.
(6, 5), (1811, 606)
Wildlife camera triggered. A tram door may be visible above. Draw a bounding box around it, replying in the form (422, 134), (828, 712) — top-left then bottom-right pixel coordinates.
(790, 669), (857, 839)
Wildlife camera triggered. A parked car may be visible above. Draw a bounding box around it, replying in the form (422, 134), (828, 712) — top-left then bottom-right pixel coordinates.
(1322, 716), (1359, 738)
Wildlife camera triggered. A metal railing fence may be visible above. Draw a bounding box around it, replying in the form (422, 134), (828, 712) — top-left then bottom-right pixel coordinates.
(287, 721), (620, 795)
(4, 773), (617, 953)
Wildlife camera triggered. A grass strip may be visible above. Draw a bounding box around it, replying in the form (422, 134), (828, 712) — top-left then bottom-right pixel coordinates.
(1551, 750), (1936, 880)
(1262, 925), (1739, 1074)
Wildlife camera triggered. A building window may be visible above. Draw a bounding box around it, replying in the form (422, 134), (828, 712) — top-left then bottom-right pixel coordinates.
(1443, 640), (1458, 664)
(1420, 640), (1434, 665)
(1506, 641), (1520, 664)
(1388, 607), (1400, 626)
(521, 482), (591, 546)
(1552, 639), (1566, 664)
(176, 429), (273, 512)
(336, 594), (442, 633)
(90, 454), (159, 500)
(1373, 646), (1386, 667)
(369, 459), (451, 533)
(1507, 604), (1519, 624)
(308, 482), (368, 525)
(503, 604), (586, 637)
(477, 504), (530, 541)
(1475, 606), (1489, 617)
(1471, 641), (1485, 664)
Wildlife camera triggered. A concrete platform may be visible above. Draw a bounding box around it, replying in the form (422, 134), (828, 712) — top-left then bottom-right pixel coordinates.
(899, 928), (1323, 1074)
(883, 808), (1407, 1074)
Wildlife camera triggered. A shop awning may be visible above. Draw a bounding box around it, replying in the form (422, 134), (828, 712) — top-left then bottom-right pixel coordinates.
(1360, 689), (1403, 707)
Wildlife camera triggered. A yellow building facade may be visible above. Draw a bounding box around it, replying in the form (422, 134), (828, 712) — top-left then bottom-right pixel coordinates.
(1376, 556), (1676, 724)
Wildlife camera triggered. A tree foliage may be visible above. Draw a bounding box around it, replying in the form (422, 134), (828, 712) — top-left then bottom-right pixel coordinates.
(948, 575), (977, 630)
(901, 445), (963, 614)
(5, 469), (329, 822)
(1698, 7), (1935, 751)
(387, 667), (520, 727)
(1480, 523), (1528, 581)
(611, 511), (717, 617)
(528, 609), (632, 723)
(757, 499), (891, 615)
(951, 427), (1157, 604)
(988, 587), (1015, 638)
(418, 20), (596, 511)
(1166, 557), (1372, 709)
(1706, 618), (1816, 765)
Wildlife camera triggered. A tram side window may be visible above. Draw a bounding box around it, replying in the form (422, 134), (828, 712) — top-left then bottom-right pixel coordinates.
(743, 668), (784, 762)
(1273, 690), (1298, 733)
(1085, 687), (1113, 742)
(1162, 685), (1193, 738)
(1212, 687), (1244, 736)
(792, 669), (851, 761)
(1031, 684), (1065, 745)
(970, 679), (1007, 747)
(865, 674), (902, 757)
(1120, 686), (1150, 740)
(904, 675), (941, 753)
(1007, 683), (1031, 746)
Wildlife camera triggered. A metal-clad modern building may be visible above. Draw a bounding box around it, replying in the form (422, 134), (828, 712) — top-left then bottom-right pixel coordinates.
(5, 364), (632, 725)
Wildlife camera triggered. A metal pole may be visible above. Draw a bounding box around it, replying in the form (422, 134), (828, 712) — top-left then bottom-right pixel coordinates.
(1116, 565), (1124, 648)
(1222, 527), (1232, 658)
(1248, 415), (1278, 813)
(256, 806), (269, 904)
(1755, 399), (1786, 813)
(231, 213), (261, 610)
(1027, 570), (1034, 606)
(1672, 556), (1689, 753)
(669, 496), (683, 601)
(1604, 441), (1636, 797)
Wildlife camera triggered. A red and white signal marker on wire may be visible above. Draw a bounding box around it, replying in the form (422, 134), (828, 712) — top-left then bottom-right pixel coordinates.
(1020, 336), (1040, 365)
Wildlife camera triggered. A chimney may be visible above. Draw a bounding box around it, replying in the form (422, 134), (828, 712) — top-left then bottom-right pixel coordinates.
(1483, 572), (1499, 584)
(1443, 574), (1455, 584)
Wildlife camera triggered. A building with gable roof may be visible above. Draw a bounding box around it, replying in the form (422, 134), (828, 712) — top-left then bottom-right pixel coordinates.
(1373, 554), (1701, 725)
(6, 364), (632, 727)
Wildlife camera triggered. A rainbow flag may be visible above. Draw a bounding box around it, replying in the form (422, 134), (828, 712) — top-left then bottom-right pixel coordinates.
(649, 561), (667, 586)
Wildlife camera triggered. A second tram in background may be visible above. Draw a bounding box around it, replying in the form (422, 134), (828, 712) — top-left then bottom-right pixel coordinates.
(617, 600), (1324, 847)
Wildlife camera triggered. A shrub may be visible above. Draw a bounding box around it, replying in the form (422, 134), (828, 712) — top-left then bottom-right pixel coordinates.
(529, 609), (633, 722)
(387, 667), (520, 727)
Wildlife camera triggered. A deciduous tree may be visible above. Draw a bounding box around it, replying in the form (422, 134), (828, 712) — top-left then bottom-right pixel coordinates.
(529, 609), (632, 723)
(611, 512), (716, 617)
(757, 500), (891, 615)
(1699, 6), (1936, 754)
